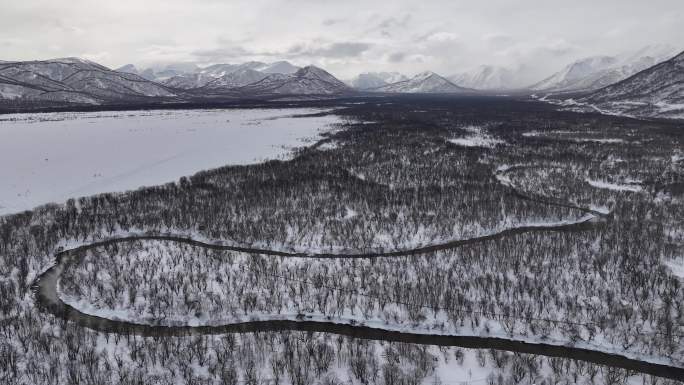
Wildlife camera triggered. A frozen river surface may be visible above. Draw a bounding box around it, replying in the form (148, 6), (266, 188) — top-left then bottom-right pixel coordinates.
(0, 108), (341, 215)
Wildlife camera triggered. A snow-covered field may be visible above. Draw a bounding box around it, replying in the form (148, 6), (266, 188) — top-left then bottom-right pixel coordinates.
(522, 131), (626, 144)
(664, 257), (684, 279)
(586, 179), (643, 192)
(0, 108), (341, 216)
(448, 125), (505, 148)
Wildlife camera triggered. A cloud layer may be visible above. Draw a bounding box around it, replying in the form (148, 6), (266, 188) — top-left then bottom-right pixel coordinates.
(0, 0), (681, 81)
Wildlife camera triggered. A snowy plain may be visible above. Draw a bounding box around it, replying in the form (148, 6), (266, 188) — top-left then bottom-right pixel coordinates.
(0, 108), (341, 216)
(586, 179), (643, 192)
(448, 125), (505, 148)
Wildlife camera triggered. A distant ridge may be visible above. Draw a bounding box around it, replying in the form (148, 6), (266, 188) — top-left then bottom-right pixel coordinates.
(572, 50), (684, 119)
(238, 65), (352, 95)
(372, 71), (472, 93)
(129, 61), (302, 89)
(0, 58), (352, 107)
(449, 65), (519, 90)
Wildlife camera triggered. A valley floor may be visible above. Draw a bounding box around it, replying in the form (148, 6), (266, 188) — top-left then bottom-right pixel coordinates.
(1, 96), (683, 384)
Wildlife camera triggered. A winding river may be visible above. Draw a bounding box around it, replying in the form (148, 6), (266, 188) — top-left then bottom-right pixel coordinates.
(30, 167), (684, 381)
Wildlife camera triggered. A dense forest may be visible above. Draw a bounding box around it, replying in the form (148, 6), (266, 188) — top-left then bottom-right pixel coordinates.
(1, 96), (683, 384)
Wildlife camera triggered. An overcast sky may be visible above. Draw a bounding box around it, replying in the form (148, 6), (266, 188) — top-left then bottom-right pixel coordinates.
(1, 0), (682, 81)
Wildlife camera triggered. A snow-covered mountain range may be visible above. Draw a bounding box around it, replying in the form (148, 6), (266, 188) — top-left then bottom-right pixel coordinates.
(237, 65), (352, 95)
(347, 72), (409, 90)
(1, 48), (682, 117)
(258, 61), (301, 75)
(531, 45), (678, 93)
(571, 50), (684, 119)
(449, 65), (520, 90)
(202, 68), (270, 90)
(117, 61), (301, 90)
(371, 71), (471, 93)
(0, 58), (354, 106)
(0, 58), (177, 104)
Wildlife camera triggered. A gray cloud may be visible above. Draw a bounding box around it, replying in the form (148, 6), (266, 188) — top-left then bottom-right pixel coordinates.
(387, 52), (406, 63)
(288, 42), (372, 58)
(365, 15), (412, 38)
(0, 0), (681, 79)
(376, 15), (411, 31)
(192, 46), (252, 61)
(483, 33), (514, 48)
(322, 18), (343, 26)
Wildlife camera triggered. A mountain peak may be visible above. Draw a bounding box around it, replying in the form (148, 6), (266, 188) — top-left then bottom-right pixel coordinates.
(624, 44), (679, 62)
(238, 64), (351, 95)
(297, 65), (327, 75)
(203, 67), (268, 90)
(577, 50), (684, 119)
(348, 72), (408, 89)
(259, 61), (300, 74)
(0, 57), (177, 104)
(531, 47), (681, 92)
(414, 71), (438, 79)
(449, 65), (520, 90)
(116, 64), (139, 74)
(295, 65), (344, 84)
(373, 70), (469, 93)
(55, 57), (95, 64)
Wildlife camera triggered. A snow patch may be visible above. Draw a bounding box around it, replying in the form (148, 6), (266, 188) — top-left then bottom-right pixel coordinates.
(663, 257), (684, 279)
(586, 179), (642, 192)
(449, 126), (505, 148)
(574, 138), (624, 144)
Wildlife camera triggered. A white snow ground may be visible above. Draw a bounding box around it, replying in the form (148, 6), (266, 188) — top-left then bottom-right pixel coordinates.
(586, 179), (643, 192)
(664, 257), (684, 279)
(0, 108), (341, 216)
(448, 126), (505, 148)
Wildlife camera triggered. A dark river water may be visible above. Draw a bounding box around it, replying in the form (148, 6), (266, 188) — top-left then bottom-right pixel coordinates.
(30, 171), (684, 381)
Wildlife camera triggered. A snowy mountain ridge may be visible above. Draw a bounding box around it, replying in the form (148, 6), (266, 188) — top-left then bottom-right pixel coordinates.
(117, 61), (302, 90)
(347, 72), (409, 90)
(202, 68), (270, 90)
(531, 45), (679, 92)
(449, 65), (521, 90)
(372, 71), (471, 93)
(238, 65), (352, 95)
(0, 58), (355, 105)
(570, 49), (684, 119)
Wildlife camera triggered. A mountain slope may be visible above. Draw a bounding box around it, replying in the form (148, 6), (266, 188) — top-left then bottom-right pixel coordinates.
(160, 61), (300, 89)
(161, 73), (214, 89)
(449, 65), (519, 90)
(575, 50), (684, 119)
(239, 66), (352, 95)
(532, 46), (678, 92)
(373, 71), (471, 93)
(161, 64), (239, 89)
(0, 58), (350, 103)
(203, 68), (269, 90)
(256, 61), (300, 74)
(151, 62), (201, 81)
(115, 64), (140, 75)
(348, 72), (408, 90)
(532, 56), (618, 91)
(0, 58), (178, 105)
